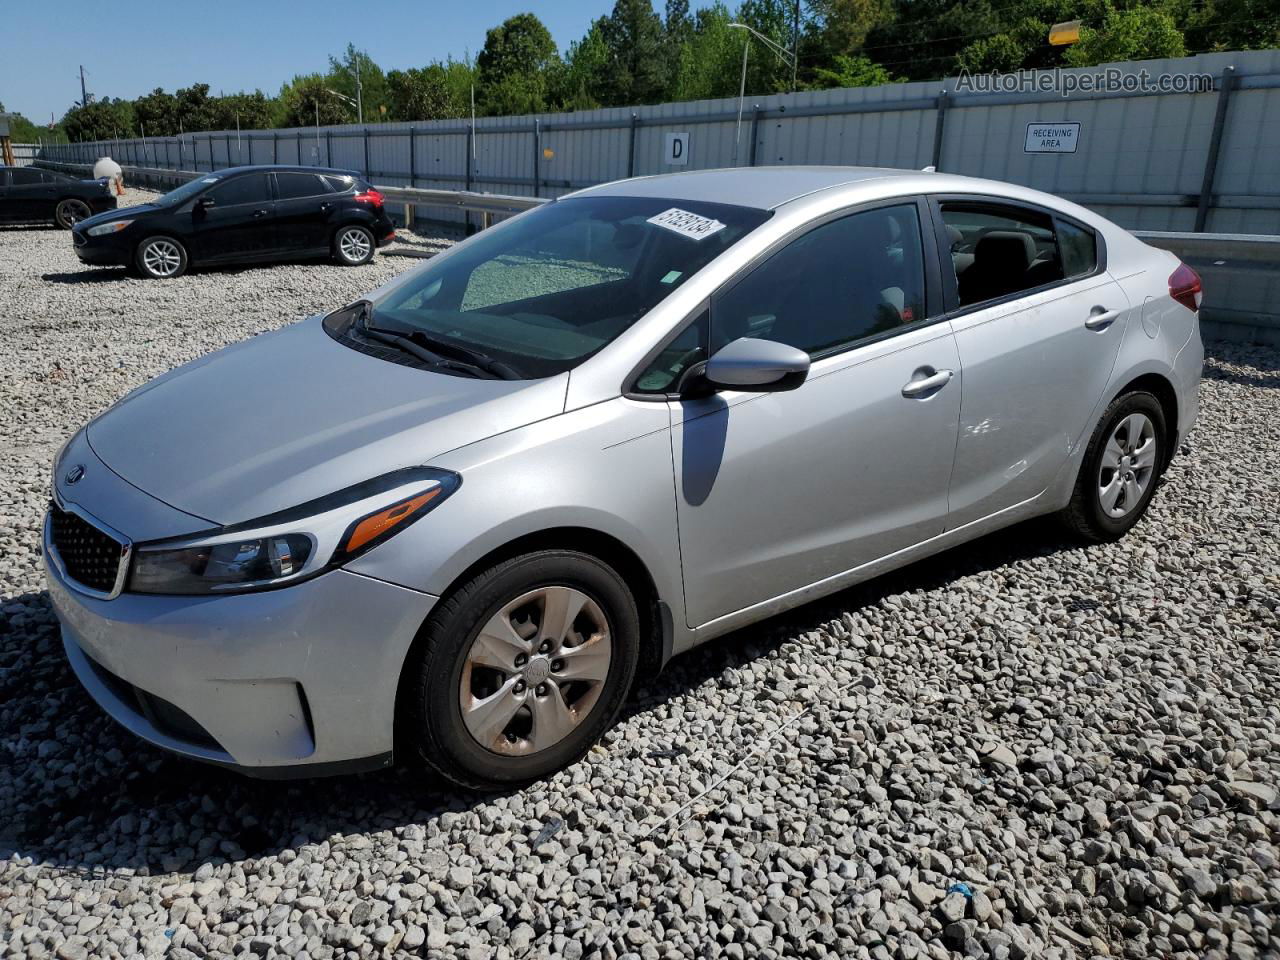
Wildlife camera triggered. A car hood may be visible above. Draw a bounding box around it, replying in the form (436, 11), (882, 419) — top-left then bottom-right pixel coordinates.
(86, 317), (568, 526)
(77, 203), (160, 230)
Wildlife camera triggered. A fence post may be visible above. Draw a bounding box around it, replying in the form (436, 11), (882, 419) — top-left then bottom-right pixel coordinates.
(363, 127), (370, 177)
(627, 113), (638, 178)
(464, 125), (472, 191)
(326, 130), (332, 167)
(533, 119), (541, 198)
(931, 89), (948, 171)
(1195, 65), (1236, 233)
(273, 131), (278, 164)
(748, 106), (761, 166)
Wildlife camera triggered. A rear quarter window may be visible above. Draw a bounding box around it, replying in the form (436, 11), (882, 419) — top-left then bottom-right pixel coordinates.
(1057, 220), (1098, 278)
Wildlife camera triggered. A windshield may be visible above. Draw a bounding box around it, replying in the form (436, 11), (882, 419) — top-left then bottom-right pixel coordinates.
(368, 195), (770, 379)
(154, 175), (222, 206)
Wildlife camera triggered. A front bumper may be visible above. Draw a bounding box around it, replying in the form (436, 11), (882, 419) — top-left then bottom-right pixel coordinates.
(73, 233), (131, 266)
(46, 537), (437, 776)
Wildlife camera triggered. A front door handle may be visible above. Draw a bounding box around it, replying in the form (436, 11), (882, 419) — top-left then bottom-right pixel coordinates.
(902, 367), (954, 398)
(319, 201), (332, 211)
(252, 208), (269, 218)
(1085, 306), (1121, 330)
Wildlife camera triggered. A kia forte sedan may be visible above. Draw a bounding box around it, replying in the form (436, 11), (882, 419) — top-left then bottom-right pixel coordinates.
(71, 165), (395, 278)
(45, 167), (1203, 788)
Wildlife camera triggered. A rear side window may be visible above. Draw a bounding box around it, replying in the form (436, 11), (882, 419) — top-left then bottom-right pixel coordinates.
(940, 203), (1065, 307)
(276, 172), (327, 200)
(711, 202), (928, 359)
(1056, 219), (1098, 278)
(208, 173), (271, 206)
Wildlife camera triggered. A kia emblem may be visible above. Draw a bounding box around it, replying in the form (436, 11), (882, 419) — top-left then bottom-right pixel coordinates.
(65, 464), (85, 485)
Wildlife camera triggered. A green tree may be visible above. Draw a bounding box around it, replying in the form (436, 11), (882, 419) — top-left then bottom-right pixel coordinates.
(279, 74), (350, 128)
(329, 44), (391, 122)
(174, 83), (221, 132)
(552, 19), (611, 110)
(477, 13), (559, 114)
(132, 88), (179, 136)
(1187, 0), (1280, 52)
(812, 53), (895, 87)
(1063, 6), (1186, 65)
(599, 0), (669, 105)
(212, 91), (277, 130)
(387, 65), (463, 120)
(61, 98), (135, 142)
(668, 3), (744, 101)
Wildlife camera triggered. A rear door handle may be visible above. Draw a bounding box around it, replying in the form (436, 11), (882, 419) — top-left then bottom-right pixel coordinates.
(252, 208), (269, 218)
(902, 367), (954, 398)
(319, 201), (332, 211)
(1085, 306), (1121, 330)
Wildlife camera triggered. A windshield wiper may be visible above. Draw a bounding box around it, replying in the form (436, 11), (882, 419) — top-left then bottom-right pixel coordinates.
(348, 300), (523, 380)
(362, 325), (495, 379)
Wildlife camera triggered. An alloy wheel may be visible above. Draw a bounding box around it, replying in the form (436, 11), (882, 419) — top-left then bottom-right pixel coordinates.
(142, 240), (182, 278)
(459, 585), (612, 756)
(58, 199), (91, 227)
(1097, 412), (1157, 518)
(339, 228), (372, 263)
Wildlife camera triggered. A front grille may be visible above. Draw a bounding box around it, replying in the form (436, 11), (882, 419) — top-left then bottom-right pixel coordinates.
(82, 652), (221, 750)
(49, 503), (127, 595)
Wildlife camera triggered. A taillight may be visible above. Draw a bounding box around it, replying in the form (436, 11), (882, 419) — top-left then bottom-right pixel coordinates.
(354, 188), (384, 208)
(1169, 262), (1202, 314)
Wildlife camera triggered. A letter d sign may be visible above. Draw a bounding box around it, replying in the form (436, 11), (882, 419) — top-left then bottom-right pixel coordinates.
(664, 132), (690, 166)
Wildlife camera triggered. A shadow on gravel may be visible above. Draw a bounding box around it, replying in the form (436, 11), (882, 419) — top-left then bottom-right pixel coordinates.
(1201, 361), (1280, 389)
(40, 269), (131, 284)
(1, 516), (1081, 877)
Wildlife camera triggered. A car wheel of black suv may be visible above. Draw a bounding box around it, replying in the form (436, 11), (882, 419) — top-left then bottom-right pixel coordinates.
(134, 235), (189, 279)
(400, 550), (640, 791)
(333, 225), (375, 266)
(55, 199), (92, 229)
(1060, 390), (1166, 542)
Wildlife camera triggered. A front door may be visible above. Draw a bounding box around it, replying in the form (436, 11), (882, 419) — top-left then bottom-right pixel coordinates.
(933, 199), (1129, 527)
(659, 199), (962, 629)
(190, 172), (275, 262)
(6, 168), (56, 220)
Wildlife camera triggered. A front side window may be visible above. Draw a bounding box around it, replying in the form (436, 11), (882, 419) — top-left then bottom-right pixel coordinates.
(208, 173), (271, 207)
(10, 168), (43, 185)
(941, 203), (1065, 307)
(710, 202), (928, 359)
(155, 175), (222, 207)
(365, 196), (770, 379)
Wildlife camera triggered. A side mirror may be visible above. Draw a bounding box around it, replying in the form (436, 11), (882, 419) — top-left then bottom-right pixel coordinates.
(196, 195), (216, 210)
(698, 337), (810, 393)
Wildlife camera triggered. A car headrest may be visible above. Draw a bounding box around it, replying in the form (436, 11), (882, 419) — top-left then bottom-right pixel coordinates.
(974, 230), (1035, 271)
(945, 224), (964, 247)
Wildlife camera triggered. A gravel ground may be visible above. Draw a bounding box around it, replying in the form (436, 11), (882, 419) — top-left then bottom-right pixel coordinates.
(1, 191), (1278, 960)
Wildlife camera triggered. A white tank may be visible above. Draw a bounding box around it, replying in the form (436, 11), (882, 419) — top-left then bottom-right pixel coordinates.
(92, 157), (123, 181)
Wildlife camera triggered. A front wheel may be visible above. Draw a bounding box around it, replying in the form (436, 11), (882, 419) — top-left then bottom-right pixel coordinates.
(55, 198), (92, 229)
(401, 551), (640, 790)
(134, 235), (188, 279)
(333, 225), (374, 266)
(1060, 391), (1166, 542)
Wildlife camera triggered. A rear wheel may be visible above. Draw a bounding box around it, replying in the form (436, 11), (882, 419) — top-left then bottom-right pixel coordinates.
(55, 198), (91, 229)
(1060, 391), (1166, 542)
(401, 551), (640, 790)
(134, 236), (188, 279)
(333, 225), (374, 266)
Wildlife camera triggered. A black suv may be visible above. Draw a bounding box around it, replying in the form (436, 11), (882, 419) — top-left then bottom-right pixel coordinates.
(0, 166), (117, 228)
(72, 165), (396, 279)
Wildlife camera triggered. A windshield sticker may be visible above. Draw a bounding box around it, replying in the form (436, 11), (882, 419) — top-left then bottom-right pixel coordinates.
(647, 208), (726, 241)
(660, 270), (683, 284)
(201, 178), (219, 183)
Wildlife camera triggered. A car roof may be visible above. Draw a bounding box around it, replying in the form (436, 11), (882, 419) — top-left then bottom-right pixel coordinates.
(570, 166), (1095, 219)
(204, 164), (361, 178)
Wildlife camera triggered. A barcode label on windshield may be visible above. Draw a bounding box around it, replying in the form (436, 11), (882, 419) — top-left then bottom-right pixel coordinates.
(647, 207), (726, 240)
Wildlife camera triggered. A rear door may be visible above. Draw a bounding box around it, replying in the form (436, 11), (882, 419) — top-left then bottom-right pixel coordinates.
(7, 168), (56, 220)
(931, 197), (1128, 527)
(189, 172), (275, 262)
(0, 169), (12, 222)
(273, 171), (338, 254)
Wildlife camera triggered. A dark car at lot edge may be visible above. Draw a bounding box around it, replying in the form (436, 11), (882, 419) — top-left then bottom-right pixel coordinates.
(72, 165), (396, 279)
(0, 166), (117, 229)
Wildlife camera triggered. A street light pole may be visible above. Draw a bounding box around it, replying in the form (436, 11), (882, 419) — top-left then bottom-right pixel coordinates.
(734, 39), (750, 167)
(791, 0), (800, 92)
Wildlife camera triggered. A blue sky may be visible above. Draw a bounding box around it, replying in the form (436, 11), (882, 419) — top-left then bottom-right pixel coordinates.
(1, 0), (626, 124)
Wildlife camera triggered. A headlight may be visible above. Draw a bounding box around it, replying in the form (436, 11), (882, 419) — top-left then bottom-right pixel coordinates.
(87, 220), (133, 236)
(128, 467), (459, 595)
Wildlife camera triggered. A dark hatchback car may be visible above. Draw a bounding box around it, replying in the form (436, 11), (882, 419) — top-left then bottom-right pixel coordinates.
(72, 165), (396, 279)
(0, 166), (116, 228)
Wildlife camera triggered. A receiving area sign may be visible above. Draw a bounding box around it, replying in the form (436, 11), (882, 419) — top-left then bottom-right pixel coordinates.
(1025, 122), (1080, 153)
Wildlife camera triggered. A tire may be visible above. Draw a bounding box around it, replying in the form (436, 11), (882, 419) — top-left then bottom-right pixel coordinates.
(333, 224), (375, 266)
(55, 198), (92, 230)
(1060, 391), (1167, 542)
(134, 235), (188, 279)
(401, 550), (640, 790)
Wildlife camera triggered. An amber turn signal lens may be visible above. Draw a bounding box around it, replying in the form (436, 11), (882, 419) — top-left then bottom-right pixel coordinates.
(344, 489), (440, 554)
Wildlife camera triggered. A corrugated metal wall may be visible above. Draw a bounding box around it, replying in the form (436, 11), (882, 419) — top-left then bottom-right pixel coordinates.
(42, 49), (1280, 233)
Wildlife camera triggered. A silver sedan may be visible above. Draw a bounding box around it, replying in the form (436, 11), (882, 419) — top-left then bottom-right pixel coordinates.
(44, 167), (1203, 787)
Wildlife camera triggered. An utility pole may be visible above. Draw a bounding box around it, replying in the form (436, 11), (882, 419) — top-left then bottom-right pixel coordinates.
(354, 52), (363, 124)
(79, 65), (89, 107)
(791, 0), (800, 92)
